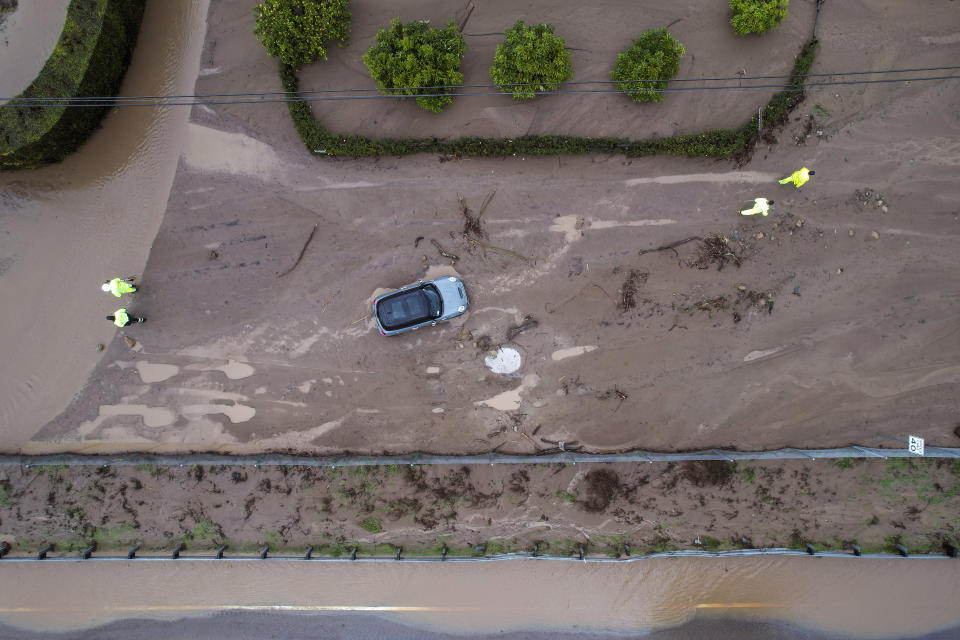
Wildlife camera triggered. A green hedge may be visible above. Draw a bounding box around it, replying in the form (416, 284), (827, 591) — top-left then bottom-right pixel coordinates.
(281, 39), (818, 160)
(0, 0), (145, 170)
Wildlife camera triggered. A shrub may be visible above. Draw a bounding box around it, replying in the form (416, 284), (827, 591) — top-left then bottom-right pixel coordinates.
(280, 40), (818, 159)
(253, 0), (351, 68)
(490, 20), (572, 100)
(362, 18), (465, 113)
(729, 0), (789, 35)
(610, 29), (685, 103)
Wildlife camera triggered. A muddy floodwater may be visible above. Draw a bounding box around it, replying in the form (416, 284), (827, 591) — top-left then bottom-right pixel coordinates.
(0, 0), (70, 101)
(0, 0), (208, 447)
(0, 557), (958, 637)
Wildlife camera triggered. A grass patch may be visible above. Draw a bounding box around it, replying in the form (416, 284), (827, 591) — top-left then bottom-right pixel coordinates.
(263, 530), (284, 549)
(359, 516), (382, 534)
(135, 464), (170, 479)
(279, 40), (818, 160)
(190, 518), (220, 545)
(35, 465), (69, 481)
(832, 457), (854, 469)
(91, 523), (138, 547)
(557, 490), (577, 503)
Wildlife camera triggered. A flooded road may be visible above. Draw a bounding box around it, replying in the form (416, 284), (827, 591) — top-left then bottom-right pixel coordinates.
(0, 0), (70, 101)
(0, 0), (208, 447)
(0, 557), (958, 638)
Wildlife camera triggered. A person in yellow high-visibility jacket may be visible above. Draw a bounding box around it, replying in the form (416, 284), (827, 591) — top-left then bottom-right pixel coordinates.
(740, 198), (773, 216)
(106, 309), (145, 327)
(101, 276), (137, 297)
(779, 167), (814, 188)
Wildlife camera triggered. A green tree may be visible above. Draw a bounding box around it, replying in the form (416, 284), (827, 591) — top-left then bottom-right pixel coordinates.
(610, 29), (685, 103)
(362, 18), (466, 113)
(729, 0), (789, 35)
(490, 20), (573, 100)
(253, 0), (351, 68)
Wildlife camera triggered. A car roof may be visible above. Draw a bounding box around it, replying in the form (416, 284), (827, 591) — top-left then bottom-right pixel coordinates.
(376, 284), (441, 331)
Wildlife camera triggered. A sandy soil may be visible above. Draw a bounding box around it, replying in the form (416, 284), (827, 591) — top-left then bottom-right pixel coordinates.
(8, 0), (960, 456)
(2, 458), (957, 556)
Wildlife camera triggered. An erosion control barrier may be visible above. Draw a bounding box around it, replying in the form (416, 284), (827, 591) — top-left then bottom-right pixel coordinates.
(2, 547), (957, 563)
(1, 445), (958, 469)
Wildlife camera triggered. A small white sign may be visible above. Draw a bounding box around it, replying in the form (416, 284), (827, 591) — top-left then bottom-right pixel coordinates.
(908, 435), (925, 456)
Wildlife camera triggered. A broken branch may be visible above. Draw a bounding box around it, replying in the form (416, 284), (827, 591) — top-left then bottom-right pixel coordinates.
(278, 224), (318, 277)
(431, 238), (459, 262)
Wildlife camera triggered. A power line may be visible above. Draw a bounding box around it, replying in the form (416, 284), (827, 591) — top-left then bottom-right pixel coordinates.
(3, 72), (958, 109)
(5, 64), (960, 104)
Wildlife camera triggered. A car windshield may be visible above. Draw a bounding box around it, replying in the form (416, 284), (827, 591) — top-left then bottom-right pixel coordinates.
(377, 284), (442, 330)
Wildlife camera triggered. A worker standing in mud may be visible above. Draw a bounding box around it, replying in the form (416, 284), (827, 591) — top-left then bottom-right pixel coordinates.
(106, 309), (145, 327)
(101, 276), (137, 297)
(740, 197), (773, 217)
(779, 167), (814, 188)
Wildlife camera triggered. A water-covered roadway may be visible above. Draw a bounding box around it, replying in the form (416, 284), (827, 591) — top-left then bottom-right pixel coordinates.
(0, 557), (958, 638)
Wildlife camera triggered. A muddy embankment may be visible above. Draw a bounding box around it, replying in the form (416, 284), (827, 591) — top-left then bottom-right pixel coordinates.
(1, 458), (958, 557)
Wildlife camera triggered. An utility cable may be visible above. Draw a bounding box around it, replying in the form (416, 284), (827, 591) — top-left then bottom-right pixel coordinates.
(3, 72), (959, 108)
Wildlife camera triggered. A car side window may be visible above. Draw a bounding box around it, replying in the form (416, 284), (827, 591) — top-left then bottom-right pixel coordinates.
(422, 285), (442, 316)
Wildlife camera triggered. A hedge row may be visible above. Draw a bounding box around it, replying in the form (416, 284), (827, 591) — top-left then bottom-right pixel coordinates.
(0, 0), (145, 170)
(281, 39), (818, 160)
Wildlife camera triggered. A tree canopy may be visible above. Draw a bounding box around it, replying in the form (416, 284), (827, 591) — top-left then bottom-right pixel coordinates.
(490, 20), (573, 100)
(610, 29), (686, 103)
(362, 18), (466, 113)
(729, 0), (789, 35)
(253, 0), (351, 68)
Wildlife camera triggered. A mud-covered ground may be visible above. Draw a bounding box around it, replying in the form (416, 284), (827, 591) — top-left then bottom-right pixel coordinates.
(1, 458), (958, 557)
(15, 0), (960, 455)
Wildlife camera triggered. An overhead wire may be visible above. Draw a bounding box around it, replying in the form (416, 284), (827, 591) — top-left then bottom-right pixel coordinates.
(2, 65), (959, 108)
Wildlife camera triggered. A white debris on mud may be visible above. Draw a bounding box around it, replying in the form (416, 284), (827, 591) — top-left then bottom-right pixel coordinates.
(485, 347), (522, 374)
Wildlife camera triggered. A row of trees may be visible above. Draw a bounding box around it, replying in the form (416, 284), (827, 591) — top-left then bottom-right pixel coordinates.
(254, 0), (789, 113)
(361, 20), (685, 113)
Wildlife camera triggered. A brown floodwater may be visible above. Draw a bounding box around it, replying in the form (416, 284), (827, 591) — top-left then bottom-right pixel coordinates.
(0, 557), (958, 637)
(0, 0), (70, 101)
(0, 0), (209, 448)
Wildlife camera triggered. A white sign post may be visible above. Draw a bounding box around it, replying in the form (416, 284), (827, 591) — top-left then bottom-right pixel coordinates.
(908, 435), (925, 456)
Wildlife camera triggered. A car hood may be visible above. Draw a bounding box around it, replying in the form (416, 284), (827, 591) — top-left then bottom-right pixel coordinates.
(432, 276), (468, 313)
